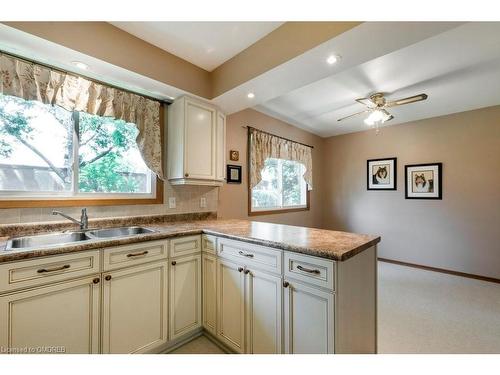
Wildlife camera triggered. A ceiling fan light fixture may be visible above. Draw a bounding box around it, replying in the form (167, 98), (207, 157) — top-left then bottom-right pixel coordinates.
(364, 109), (391, 126)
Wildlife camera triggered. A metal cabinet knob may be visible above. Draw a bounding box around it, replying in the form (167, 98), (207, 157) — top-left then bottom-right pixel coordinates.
(185, 173), (189, 177)
(105, 275), (112, 281)
(283, 281), (290, 288)
(92, 277), (100, 284)
(171, 261), (177, 266)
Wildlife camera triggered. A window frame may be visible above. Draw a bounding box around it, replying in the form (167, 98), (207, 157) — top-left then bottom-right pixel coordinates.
(248, 157), (310, 216)
(0, 103), (164, 208)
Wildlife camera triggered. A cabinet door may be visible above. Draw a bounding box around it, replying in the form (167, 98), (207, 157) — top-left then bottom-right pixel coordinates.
(215, 111), (226, 181)
(102, 262), (168, 354)
(169, 254), (202, 340)
(245, 269), (282, 354)
(216, 258), (245, 353)
(202, 253), (217, 335)
(0, 275), (100, 354)
(184, 99), (216, 179)
(283, 280), (335, 354)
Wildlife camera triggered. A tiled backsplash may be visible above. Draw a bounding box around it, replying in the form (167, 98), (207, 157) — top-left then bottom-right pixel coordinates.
(0, 183), (219, 224)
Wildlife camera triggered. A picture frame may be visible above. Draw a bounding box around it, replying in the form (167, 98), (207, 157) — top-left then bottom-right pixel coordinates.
(367, 157), (397, 190)
(229, 150), (240, 161)
(226, 164), (242, 184)
(405, 163), (442, 200)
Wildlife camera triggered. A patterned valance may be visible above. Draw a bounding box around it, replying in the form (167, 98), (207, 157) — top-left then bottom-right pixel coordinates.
(249, 127), (313, 190)
(0, 53), (164, 179)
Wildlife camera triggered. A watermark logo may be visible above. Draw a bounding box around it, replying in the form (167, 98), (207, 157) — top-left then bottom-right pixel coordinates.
(0, 345), (66, 354)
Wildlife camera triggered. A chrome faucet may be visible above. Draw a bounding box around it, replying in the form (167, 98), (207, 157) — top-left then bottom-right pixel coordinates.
(52, 208), (89, 230)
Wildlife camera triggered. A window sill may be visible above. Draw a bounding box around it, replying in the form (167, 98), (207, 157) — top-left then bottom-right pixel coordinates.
(248, 206), (310, 216)
(0, 182), (163, 208)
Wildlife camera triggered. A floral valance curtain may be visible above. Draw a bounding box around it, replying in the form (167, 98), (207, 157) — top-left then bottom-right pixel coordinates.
(0, 53), (164, 179)
(249, 127), (313, 190)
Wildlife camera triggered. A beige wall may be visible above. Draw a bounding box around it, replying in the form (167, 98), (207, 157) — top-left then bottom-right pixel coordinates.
(217, 108), (325, 228)
(322, 106), (500, 279)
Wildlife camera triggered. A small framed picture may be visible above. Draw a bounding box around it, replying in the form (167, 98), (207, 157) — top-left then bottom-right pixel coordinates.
(226, 165), (242, 184)
(229, 150), (239, 161)
(367, 158), (397, 190)
(405, 163), (442, 199)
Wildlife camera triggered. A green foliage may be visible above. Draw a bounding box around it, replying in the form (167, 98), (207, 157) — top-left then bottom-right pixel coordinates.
(0, 93), (145, 193)
(282, 160), (301, 206)
(79, 153), (139, 193)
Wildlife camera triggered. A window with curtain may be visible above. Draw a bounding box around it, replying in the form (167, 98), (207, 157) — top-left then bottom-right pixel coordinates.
(0, 52), (164, 205)
(248, 127), (313, 214)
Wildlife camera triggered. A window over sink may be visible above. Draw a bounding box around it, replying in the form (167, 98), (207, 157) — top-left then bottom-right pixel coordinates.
(0, 93), (157, 204)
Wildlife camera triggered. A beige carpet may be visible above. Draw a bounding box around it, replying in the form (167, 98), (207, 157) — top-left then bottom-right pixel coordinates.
(378, 261), (500, 353)
(169, 261), (500, 354)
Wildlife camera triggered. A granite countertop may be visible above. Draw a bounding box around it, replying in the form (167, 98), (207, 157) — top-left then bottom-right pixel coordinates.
(0, 216), (380, 264)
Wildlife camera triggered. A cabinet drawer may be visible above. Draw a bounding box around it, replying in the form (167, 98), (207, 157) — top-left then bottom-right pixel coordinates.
(217, 238), (282, 274)
(0, 250), (100, 293)
(284, 252), (335, 291)
(170, 235), (201, 258)
(202, 234), (216, 254)
(103, 240), (168, 271)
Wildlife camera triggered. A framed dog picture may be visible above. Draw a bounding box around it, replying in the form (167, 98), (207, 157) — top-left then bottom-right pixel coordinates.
(405, 163), (442, 199)
(367, 158), (397, 190)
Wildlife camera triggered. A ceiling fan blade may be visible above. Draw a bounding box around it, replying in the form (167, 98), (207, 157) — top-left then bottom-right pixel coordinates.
(385, 93), (428, 107)
(337, 109), (370, 122)
(355, 97), (377, 108)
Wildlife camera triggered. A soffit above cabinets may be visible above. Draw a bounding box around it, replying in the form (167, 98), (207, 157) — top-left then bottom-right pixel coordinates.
(109, 22), (284, 71)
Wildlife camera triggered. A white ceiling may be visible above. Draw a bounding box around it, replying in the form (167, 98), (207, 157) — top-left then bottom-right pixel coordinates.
(110, 22), (284, 71)
(254, 22), (500, 137)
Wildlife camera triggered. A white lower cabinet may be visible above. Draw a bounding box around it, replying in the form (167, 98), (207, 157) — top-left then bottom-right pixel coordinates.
(0, 235), (374, 354)
(245, 268), (282, 354)
(0, 275), (101, 354)
(283, 280), (335, 354)
(216, 258), (246, 353)
(202, 253), (217, 335)
(102, 261), (168, 354)
(169, 254), (202, 340)
(215, 257), (283, 354)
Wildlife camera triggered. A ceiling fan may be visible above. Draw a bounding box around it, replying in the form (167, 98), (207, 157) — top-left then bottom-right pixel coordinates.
(337, 92), (428, 126)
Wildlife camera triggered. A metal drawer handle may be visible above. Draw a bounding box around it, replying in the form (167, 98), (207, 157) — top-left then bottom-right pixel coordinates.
(127, 250), (149, 258)
(297, 265), (321, 274)
(37, 264), (70, 273)
(238, 251), (254, 258)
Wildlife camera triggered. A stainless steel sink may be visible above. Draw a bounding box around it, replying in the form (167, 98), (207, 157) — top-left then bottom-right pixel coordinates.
(5, 231), (92, 250)
(88, 226), (155, 238)
(3, 226), (156, 251)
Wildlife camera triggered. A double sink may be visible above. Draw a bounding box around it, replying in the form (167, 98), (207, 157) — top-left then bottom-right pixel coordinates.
(5, 226), (156, 251)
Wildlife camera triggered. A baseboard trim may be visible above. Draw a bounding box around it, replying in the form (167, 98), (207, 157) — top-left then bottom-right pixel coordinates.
(378, 257), (500, 284)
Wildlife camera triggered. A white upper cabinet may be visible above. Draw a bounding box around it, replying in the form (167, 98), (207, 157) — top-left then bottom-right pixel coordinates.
(167, 96), (226, 186)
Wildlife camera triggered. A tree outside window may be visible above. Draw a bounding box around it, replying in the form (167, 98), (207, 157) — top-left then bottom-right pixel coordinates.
(0, 93), (153, 196)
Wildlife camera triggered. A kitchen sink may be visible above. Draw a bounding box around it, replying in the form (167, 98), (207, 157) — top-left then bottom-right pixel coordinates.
(87, 226), (155, 238)
(4, 226), (156, 251)
(5, 231), (92, 250)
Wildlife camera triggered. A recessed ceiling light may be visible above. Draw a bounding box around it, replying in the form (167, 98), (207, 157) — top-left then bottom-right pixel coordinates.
(72, 61), (89, 70)
(326, 54), (340, 65)
(247, 92), (255, 99)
